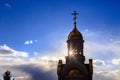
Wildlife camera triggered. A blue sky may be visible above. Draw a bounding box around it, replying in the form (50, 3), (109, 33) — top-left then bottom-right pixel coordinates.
(0, 0), (120, 80)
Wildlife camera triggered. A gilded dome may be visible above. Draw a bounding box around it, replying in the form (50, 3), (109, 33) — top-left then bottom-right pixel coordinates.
(68, 27), (83, 40)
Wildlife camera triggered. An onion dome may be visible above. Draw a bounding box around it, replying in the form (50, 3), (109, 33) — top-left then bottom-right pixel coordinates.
(68, 22), (83, 41)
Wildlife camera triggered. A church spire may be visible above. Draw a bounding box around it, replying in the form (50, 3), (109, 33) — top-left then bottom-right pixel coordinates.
(57, 11), (93, 80)
(72, 11), (79, 29)
(67, 11), (85, 62)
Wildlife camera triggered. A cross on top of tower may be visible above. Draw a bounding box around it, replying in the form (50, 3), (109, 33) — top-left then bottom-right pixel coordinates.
(72, 11), (79, 22)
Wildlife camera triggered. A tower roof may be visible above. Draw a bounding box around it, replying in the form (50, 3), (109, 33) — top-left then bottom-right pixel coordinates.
(68, 11), (83, 41)
(68, 23), (83, 40)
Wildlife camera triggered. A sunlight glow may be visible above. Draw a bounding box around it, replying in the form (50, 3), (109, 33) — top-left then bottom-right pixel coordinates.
(69, 50), (73, 56)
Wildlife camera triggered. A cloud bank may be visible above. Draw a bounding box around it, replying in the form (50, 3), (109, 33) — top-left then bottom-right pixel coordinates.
(0, 30), (120, 80)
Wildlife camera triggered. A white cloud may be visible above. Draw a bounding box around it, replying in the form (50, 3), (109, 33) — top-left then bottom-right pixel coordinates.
(0, 44), (28, 57)
(83, 39), (120, 71)
(24, 40), (33, 45)
(0, 55), (58, 80)
(84, 40), (120, 59)
(0, 47), (58, 79)
(93, 70), (120, 80)
(24, 40), (38, 45)
(112, 58), (120, 65)
(94, 59), (106, 66)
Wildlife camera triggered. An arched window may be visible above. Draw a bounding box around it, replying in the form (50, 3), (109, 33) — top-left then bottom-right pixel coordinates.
(68, 69), (82, 76)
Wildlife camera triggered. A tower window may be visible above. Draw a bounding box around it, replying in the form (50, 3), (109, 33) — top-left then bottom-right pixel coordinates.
(68, 69), (82, 76)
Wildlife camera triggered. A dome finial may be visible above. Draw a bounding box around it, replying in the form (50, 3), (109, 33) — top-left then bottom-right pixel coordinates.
(72, 11), (79, 29)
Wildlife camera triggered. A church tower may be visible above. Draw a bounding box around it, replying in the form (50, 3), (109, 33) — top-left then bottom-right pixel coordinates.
(57, 11), (93, 80)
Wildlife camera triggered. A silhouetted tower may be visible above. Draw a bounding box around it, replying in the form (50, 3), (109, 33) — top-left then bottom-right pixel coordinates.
(3, 71), (11, 80)
(57, 11), (93, 80)
(67, 11), (85, 63)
